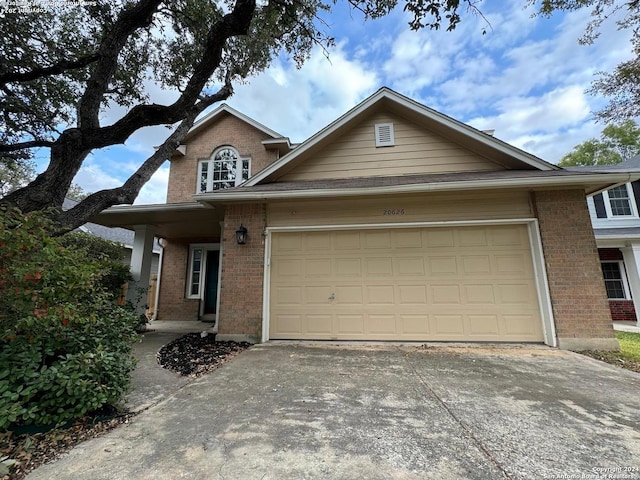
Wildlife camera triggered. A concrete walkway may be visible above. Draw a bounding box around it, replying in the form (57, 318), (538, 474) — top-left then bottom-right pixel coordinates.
(125, 320), (212, 412)
(614, 321), (640, 333)
(26, 342), (640, 480)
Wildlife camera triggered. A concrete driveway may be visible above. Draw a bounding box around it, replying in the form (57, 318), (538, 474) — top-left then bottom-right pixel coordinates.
(27, 343), (640, 480)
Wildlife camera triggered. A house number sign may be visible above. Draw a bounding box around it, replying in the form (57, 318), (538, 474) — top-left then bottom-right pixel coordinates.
(383, 209), (405, 216)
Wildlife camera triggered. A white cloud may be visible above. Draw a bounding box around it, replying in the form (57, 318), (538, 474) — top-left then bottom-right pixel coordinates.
(135, 163), (169, 205)
(72, 159), (122, 194)
(229, 42), (379, 142)
(74, 1), (638, 197)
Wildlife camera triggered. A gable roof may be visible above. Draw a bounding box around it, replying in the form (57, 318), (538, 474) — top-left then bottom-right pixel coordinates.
(186, 103), (285, 141)
(245, 87), (559, 186)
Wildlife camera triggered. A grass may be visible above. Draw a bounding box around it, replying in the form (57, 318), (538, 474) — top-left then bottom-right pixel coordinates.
(579, 331), (640, 373)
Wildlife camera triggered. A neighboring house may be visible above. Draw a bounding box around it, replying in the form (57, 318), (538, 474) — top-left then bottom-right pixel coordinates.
(64, 198), (162, 317)
(93, 87), (637, 350)
(575, 157), (640, 326)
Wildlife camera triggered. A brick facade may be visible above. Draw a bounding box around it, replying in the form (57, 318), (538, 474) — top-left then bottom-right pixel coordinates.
(609, 300), (636, 322)
(598, 248), (638, 322)
(217, 203), (267, 342)
(533, 190), (618, 351)
(167, 113), (279, 203)
(157, 239), (200, 321)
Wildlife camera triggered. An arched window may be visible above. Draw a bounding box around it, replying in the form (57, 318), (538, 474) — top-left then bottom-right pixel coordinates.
(197, 147), (250, 193)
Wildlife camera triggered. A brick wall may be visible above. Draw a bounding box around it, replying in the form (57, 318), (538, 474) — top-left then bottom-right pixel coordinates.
(596, 248), (637, 322)
(609, 300), (636, 322)
(533, 190), (618, 351)
(167, 113), (279, 203)
(217, 203), (266, 342)
(157, 239), (200, 321)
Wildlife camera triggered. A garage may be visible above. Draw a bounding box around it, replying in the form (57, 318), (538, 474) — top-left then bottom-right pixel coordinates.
(268, 224), (544, 342)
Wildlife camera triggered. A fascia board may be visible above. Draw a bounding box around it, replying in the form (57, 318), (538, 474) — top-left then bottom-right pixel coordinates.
(101, 202), (207, 215)
(196, 173), (635, 203)
(187, 104), (283, 140)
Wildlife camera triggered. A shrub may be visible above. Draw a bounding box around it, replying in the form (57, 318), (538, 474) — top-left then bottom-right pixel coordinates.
(60, 232), (132, 296)
(0, 208), (139, 430)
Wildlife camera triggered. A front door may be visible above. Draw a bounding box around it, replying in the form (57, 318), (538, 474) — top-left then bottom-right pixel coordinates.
(203, 250), (220, 316)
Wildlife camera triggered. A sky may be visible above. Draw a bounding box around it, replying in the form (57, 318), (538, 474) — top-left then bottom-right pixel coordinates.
(58, 0), (634, 204)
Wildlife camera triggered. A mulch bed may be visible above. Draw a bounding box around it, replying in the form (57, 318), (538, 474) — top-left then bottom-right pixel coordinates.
(156, 333), (251, 377)
(1, 334), (251, 480)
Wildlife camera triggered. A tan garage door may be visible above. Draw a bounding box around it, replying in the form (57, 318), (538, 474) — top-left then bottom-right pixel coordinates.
(269, 225), (543, 342)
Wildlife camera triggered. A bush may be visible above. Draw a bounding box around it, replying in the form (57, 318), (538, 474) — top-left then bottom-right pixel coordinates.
(60, 232), (132, 296)
(0, 208), (139, 430)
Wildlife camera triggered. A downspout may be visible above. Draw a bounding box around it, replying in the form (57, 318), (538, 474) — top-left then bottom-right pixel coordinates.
(152, 238), (165, 321)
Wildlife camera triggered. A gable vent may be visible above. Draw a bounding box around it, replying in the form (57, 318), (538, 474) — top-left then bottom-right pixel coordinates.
(375, 123), (395, 147)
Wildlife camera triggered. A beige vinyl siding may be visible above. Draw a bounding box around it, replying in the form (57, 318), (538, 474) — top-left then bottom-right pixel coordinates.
(278, 112), (503, 181)
(268, 225), (543, 341)
(268, 191), (533, 228)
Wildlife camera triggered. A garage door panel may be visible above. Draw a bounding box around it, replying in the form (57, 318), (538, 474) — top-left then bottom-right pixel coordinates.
(490, 225), (528, 247)
(276, 258), (303, 277)
(275, 286), (302, 305)
(468, 315), (500, 335)
(364, 231), (392, 249)
(336, 314), (365, 334)
(366, 257), (393, 276)
(305, 314), (333, 335)
(431, 284), (461, 304)
(368, 315), (397, 335)
(425, 229), (455, 247)
(394, 229), (423, 248)
(334, 285), (363, 305)
(503, 315), (538, 335)
(494, 254), (530, 275)
(333, 231), (360, 250)
(461, 255), (492, 274)
(458, 228), (488, 247)
(305, 258), (331, 277)
(305, 231), (331, 250)
(274, 314), (302, 335)
(400, 315), (430, 335)
(396, 256), (426, 276)
(366, 285), (395, 304)
(305, 286), (333, 304)
(269, 226), (544, 342)
(432, 314), (465, 335)
(497, 284), (535, 304)
(335, 258), (362, 277)
(274, 234), (303, 252)
(428, 256), (458, 275)
(398, 285), (428, 304)
(464, 284), (495, 304)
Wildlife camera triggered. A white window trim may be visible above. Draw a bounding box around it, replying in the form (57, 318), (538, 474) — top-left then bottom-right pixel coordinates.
(602, 183), (638, 218)
(197, 147), (251, 193)
(601, 260), (631, 300)
(186, 243), (220, 299)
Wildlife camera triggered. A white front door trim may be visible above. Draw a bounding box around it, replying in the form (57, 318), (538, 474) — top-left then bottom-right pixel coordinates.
(261, 218), (556, 346)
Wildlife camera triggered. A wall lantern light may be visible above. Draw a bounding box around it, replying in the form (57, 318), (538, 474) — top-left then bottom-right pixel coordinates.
(235, 224), (248, 245)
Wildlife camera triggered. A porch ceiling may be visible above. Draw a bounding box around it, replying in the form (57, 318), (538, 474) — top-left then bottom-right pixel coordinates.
(91, 203), (224, 239)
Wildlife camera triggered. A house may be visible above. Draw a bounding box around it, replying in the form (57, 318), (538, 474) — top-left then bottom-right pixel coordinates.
(92, 87), (638, 350)
(573, 157), (640, 326)
(64, 198), (162, 317)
